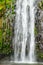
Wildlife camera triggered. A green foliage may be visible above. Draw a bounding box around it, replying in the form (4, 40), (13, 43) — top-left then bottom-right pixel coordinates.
(0, 0), (12, 14)
(0, 0), (5, 3)
(12, 0), (16, 4)
(34, 27), (38, 36)
(0, 0), (16, 56)
(2, 43), (12, 54)
(36, 42), (43, 60)
(0, 20), (13, 55)
(38, 0), (43, 10)
(40, 53), (43, 58)
(0, 29), (2, 49)
(0, 0), (16, 17)
(37, 52), (43, 60)
(0, 30), (2, 38)
(12, 5), (16, 14)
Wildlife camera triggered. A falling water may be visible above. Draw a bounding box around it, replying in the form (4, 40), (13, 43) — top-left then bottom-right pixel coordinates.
(13, 0), (36, 63)
(29, 0), (36, 62)
(21, 0), (27, 61)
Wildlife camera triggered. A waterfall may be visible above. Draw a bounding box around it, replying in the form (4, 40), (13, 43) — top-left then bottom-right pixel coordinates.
(29, 0), (36, 62)
(13, 0), (36, 63)
(21, 0), (27, 61)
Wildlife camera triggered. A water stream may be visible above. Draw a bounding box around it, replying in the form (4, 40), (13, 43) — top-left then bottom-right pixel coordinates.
(13, 0), (36, 63)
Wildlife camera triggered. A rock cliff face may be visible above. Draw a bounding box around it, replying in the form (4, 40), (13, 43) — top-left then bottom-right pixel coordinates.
(35, 0), (43, 62)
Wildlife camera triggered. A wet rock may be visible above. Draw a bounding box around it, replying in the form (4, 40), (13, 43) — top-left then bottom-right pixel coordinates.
(35, 0), (43, 62)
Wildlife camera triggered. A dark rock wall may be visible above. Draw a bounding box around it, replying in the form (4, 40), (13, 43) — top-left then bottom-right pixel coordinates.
(35, 0), (43, 62)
